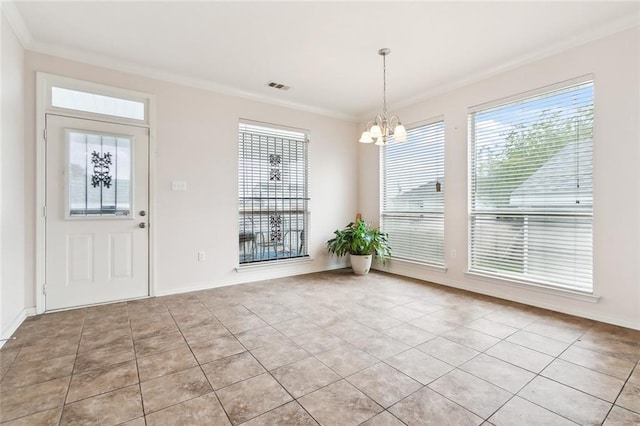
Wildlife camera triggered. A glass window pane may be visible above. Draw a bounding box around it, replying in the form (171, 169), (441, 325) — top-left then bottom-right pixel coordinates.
(238, 122), (309, 264)
(68, 130), (132, 217)
(381, 121), (445, 266)
(52, 87), (145, 121)
(469, 81), (594, 291)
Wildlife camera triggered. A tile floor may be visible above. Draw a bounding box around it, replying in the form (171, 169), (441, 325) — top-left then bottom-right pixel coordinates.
(1, 270), (639, 425)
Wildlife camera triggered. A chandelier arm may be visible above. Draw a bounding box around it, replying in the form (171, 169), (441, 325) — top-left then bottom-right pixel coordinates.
(361, 48), (402, 145)
(388, 115), (400, 130)
(364, 120), (375, 131)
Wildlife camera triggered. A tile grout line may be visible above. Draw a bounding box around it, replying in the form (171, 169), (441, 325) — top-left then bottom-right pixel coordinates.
(5, 271), (639, 425)
(201, 297), (322, 425)
(127, 302), (148, 425)
(159, 299), (233, 424)
(56, 311), (88, 425)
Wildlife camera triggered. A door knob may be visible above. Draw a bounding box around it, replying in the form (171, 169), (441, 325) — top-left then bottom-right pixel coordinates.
(139, 223), (146, 229)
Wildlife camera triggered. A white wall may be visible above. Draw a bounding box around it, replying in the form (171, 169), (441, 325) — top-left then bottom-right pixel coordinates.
(360, 27), (640, 329)
(23, 52), (357, 308)
(13, 23), (640, 330)
(1, 13), (27, 339)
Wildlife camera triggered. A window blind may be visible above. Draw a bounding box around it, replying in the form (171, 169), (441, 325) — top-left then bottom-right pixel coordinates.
(382, 120), (445, 266)
(469, 80), (593, 291)
(238, 121), (309, 264)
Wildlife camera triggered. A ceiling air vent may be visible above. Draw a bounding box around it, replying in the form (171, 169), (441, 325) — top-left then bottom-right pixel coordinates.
(266, 81), (291, 91)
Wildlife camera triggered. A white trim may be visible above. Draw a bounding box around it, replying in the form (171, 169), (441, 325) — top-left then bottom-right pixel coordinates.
(44, 74), (151, 125)
(468, 74), (594, 113)
(157, 261), (345, 298)
(6, 2), (638, 122)
(0, 2), (32, 48)
(148, 95), (157, 298)
(465, 271), (599, 303)
(235, 256), (313, 272)
(0, 308), (36, 349)
(360, 16), (640, 120)
(379, 118), (446, 268)
(35, 74), (46, 314)
(35, 73), (156, 313)
(43, 296), (148, 314)
(375, 270), (638, 330)
(239, 118), (311, 136)
(25, 40), (356, 122)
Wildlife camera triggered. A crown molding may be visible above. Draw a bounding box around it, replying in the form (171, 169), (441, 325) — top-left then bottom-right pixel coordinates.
(4, 0), (637, 124)
(358, 14), (640, 121)
(2, 2), (356, 122)
(1, 1), (32, 47)
(24, 39), (358, 122)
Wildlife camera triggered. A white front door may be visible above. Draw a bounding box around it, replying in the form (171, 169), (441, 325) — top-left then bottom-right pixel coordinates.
(45, 114), (149, 310)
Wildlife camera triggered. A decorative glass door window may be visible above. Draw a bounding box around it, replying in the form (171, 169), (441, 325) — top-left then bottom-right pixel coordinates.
(67, 130), (133, 217)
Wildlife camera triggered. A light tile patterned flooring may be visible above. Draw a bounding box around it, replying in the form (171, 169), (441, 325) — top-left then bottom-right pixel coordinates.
(1, 270), (639, 425)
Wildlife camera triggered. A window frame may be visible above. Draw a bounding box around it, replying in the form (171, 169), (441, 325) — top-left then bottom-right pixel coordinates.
(467, 76), (594, 294)
(44, 74), (150, 126)
(380, 117), (446, 267)
(237, 119), (310, 266)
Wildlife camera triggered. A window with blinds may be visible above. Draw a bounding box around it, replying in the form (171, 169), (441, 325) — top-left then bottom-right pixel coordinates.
(238, 121), (309, 264)
(469, 80), (593, 292)
(381, 120), (445, 266)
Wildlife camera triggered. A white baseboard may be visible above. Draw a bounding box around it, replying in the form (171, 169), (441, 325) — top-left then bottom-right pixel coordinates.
(374, 264), (640, 331)
(0, 308), (36, 349)
(155, 261), (348, 298)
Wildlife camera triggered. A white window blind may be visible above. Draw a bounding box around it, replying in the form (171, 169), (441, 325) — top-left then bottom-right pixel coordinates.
(382, 120), (445, 266)
(469, 80), (594, 292)
(238, 121), (309, 264)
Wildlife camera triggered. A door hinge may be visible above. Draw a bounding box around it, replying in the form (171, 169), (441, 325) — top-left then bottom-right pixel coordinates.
(43, 206), (47, 218)
(43, 128), (47, 142)
(42, 284), (47, 295)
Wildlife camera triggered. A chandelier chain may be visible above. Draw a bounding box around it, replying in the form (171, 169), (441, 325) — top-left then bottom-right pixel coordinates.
(382, 53), (387, 116)
(358, 48), (406, 145)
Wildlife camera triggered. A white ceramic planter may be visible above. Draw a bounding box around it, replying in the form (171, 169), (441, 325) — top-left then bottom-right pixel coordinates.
(350, 254), (372, 275)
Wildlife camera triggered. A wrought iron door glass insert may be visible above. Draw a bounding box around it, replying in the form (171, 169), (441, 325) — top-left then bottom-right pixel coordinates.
(91, 151), (113, 188)
(68, 130), (132, 216)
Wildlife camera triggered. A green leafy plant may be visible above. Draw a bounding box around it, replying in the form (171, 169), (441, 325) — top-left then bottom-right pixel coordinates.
(326, 219), (391, 261)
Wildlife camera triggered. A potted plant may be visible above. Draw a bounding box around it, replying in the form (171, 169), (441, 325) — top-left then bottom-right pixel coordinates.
(326, 219), (391, 274)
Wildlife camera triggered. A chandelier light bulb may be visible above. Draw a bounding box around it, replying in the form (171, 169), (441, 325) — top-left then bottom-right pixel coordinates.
(394, 124), (407, 142)
(369, 125), (382, 139)
(359, 131), (374, 143)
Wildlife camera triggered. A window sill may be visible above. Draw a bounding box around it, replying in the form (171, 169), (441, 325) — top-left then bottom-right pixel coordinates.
(235, 256), (313, 272)
(465, 270), (600, 303)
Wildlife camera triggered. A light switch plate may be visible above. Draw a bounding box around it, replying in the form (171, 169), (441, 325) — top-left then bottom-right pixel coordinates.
(171, 180), (187, 191)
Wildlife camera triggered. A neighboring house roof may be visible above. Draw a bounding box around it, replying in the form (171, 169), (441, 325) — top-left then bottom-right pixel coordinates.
(390, 179), (444, 211)
(509, 140), (592, 208)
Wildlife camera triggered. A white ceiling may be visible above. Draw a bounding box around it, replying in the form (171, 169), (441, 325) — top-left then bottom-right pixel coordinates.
(9, 1), (640, 120)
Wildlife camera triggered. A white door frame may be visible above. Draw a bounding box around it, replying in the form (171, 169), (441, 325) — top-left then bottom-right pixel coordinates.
(36, 73), (157, 314)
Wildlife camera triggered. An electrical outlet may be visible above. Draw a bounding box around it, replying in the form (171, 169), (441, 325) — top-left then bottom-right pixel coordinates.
(198, 251), (206, 262)
(450, 249), (457, 259)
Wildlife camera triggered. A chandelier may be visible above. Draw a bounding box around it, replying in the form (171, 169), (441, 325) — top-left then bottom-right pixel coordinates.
(359, 48), (407, 145)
